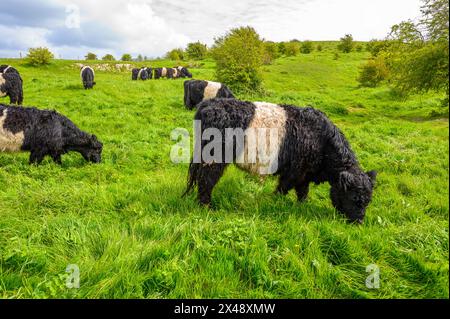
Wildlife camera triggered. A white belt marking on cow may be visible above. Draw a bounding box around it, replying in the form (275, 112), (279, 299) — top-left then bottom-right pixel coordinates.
(173, 68), (178, 78)
(0, 74), (6, 97)
(3, 66), (11, 73)
(0, 109), (25, 152)
(161, 67), (167, 77)
(177, 66), (183, 71)
(137, 68), (144, 79)
(80, 65), (95, 78)
(203, 81), (222, 100)
(235, 102), (287, 175)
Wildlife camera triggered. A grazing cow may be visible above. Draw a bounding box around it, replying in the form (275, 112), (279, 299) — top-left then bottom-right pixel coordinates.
(0, 73), (23, 105)
(145, 67), (153, 79)
(154, 67), (168, 79)
(167, 68), (180, 79)
(183, 80), (234, 110)
(132, 67), (149, 80)
(0, 104), (103, 165)
(80, 65), (96, 89)
(183, 98), (377, 224)
(176, 66), (192, 78)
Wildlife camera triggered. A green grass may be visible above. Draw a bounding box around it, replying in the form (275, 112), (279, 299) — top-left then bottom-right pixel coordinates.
(0, 50), (448, 299)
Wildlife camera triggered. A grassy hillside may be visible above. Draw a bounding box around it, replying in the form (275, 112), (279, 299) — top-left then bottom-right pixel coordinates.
(0, 51), (448, 298)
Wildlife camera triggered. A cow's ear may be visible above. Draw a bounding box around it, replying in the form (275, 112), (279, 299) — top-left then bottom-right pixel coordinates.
(367, 170), (377, 186)
(339, 171), (354, 191)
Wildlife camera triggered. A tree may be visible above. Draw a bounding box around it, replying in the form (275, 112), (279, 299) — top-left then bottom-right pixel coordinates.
(212, 26), (265, 93)
(85, 52), (97, 60)
(284, 41), (300, 56)
(166, 48), (184, 61)
(357, 56), (389, 87)
(121, 54), (132, 61)
(337, 34), (354, 53)
(262, 41), (280, 64)
(136, 54), (143, 62)
(186, 42), (208, 60)
(102, 54), (115, 61)
(26, 47), (54, 66)
(300, 41), (314, 54)
(317, 44), (323, 52)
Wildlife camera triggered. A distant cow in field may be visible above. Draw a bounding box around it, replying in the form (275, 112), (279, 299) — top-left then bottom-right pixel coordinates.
(0, 73), (23, 105)
(154, 67), (168, 79)
(145, 67), (153, 79)
(80, 65), (96, 89)
(167, 68), (181, 79)
(183, 80), (234, 110)
(176, 66), (192, 78)
(0, 104), (103, 165)
(132, 67), (149, 80)
(183, 98), (377, 224)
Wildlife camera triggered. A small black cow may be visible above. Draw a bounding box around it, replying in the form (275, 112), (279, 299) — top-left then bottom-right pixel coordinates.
(184, 98), (377, 224)
(80, 66), (96, 89)
(0, 72), (23, 105)
(132, 67), (149, 81)
(0, 104), (103, 165)
(183, 80), (234, 110)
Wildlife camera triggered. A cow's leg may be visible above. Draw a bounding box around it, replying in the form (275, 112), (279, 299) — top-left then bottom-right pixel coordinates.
(295, 182), (310, 202)
(29, 149), (47, 165)
(275, 174), (297, 195)
(51, 152), (62, 165)
(197, 163), (227, 206)
(9, 93), (18, 105)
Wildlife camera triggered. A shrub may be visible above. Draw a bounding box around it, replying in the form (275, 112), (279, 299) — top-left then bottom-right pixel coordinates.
(317, 44), (323, 52)
(166, 48), (184, 61)
(121, 54), (132, 61)
(300, 41), (314, 54)
(212, 26), (264, 93)
(85, 52), (97, 60)
(263, 41), (280, 64)
(26, 47), (54, 66)
(355, 44), (363, 52)
(284, 41), (300, 56)
(357, 56), (389, 87)
(102, 54), (115, 61)
(186, 42), (208, 60)
(337, 34), (354, 53)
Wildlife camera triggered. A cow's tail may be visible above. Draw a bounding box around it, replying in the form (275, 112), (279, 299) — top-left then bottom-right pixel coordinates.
(182, 159), (202, 197)
(184, 81), (191, 109)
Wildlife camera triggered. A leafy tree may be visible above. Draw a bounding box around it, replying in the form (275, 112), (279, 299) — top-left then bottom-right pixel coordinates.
(300, 41), (314, 54)
(26, 47), (54, 66)
(337, 34), (354, 53)
(263, 41), (280, 64)
(136, 54), (143, 62)
(366, 39), (393, 57)
(212, 26), (265, 93)
(102, 54), (115, 61)
(358, 56), (389, 87)
(186, 42), (208, 60)
(85, 52), (98, 60)
(317, 44), (323, 52)
(121, 54), (132, 61)
(284, 41), (300, 56)
(278, 42), (287, 55)
(166, 48), (185, 61)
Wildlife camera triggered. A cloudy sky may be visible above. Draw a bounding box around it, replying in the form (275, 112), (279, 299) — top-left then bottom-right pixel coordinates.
(0, 0), (423, 59)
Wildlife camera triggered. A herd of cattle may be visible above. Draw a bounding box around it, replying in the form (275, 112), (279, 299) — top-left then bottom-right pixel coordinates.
(0, 63), (377, 224)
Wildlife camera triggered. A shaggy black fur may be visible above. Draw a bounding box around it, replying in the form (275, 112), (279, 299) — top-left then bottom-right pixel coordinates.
(0, 104), (103, 165)
(0, 73), (23, 105)
(0, 65), (21, 77)
(145, 67), (153, 80)
(81, 66), (96, 89)
(184, 98), (377, 224)
(131, 68), (149, 81)
(183, 80), (235, 110)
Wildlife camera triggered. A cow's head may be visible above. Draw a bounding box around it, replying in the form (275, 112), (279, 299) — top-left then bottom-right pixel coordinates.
(180, 67), (192, 78)
(80, 134), (103, 163)
(330, 170), (377, 224)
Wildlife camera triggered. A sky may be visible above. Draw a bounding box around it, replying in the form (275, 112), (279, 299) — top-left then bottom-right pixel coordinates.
(0, 0), (423, 59)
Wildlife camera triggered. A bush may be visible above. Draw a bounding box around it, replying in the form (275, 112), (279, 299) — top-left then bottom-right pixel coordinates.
(337, 34), (354, 53)
(317, 44), (323, 52)
(366, 39), (393, 57)
(212, 26), (264, 93)
(357, 56), (389, 87)
(121, 54), (132, 61)
(355, 44), (363, 52)
(85, 52), (97, 60)
(102, 54), (115, 61)
(300, 41), (314, 54)
(166, 48), (184, 61)
(263, 41), (280, 64)
(26, 47), (54, 66)
(186, 42), (208, 60)
(284, 41), (300, 56)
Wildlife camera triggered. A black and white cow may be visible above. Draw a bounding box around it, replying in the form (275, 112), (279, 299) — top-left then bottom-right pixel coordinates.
(154, 67), (168, 79)
(167, 68), (180, 79)
(183, 98), (377, 224)
(0, 104), (103, 165)
(132, 67), (149, 81)
(176, 66), (192, 78)
(145, 67), (153, 79)
(183, 80), (235, 110)
(0, 72), (23, 105)
(80, 65), (96, 89)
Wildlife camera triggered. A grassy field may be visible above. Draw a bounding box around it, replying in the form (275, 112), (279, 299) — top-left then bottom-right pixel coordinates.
(0, 49), (448, 299)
